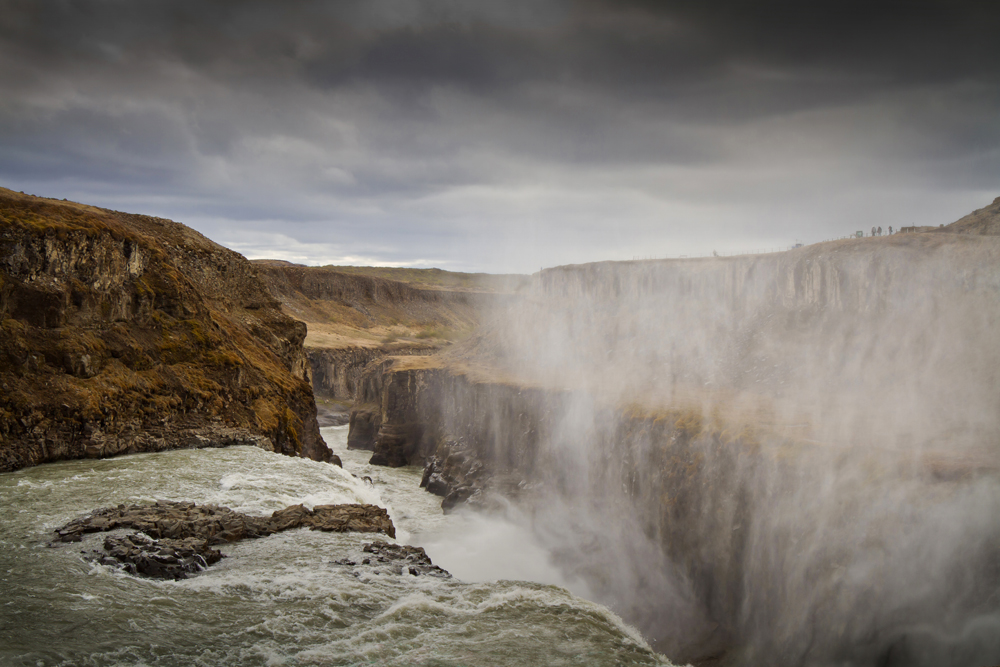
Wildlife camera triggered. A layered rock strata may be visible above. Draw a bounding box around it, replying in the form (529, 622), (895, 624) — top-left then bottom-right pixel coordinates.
(0, 188), (336, 471)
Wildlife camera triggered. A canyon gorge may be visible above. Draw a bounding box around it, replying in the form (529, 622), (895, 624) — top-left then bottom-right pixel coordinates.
(2, 189), (999, 666)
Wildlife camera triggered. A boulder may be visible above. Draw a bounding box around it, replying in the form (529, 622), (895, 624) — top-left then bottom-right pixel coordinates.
(335, 542), (451, 578)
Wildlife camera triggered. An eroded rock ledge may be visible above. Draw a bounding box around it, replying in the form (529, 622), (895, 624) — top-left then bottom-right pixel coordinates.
(53, 500), (396, 579)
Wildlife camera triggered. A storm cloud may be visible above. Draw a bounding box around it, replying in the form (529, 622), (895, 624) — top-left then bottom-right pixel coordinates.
(1, 0), (998, 271)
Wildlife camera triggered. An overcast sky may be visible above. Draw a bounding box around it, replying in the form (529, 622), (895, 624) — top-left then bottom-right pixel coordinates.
(2, 1), (998, 273)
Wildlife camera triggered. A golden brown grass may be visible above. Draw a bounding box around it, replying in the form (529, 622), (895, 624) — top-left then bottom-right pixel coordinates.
(308, 265), (528, 293)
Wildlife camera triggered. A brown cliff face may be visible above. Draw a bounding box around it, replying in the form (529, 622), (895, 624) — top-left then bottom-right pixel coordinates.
(0, 188), (335, 472)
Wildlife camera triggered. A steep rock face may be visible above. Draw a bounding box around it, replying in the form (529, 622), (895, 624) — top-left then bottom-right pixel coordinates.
(0, 188), (335, 471)
(355, 342), (1000, 667)
(309, 347), (384, 400)
(346, 356), (400, 451)
(471, 233), (1000, 453)
(309, 344), (438, 401)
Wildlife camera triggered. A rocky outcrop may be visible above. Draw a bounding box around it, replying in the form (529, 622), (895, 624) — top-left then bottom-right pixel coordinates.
(937, 195), (1000, 236)
(336, 542), (451, 578)
(419, 441), (491, 513)
(0, 188), (336, 471)
(92, 533), (224, 580)
(55, 499), (396, 579)
(55, 499), (395, 543)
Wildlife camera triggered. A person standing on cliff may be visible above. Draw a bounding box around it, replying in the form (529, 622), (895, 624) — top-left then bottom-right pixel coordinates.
(871, 226), (876, 237)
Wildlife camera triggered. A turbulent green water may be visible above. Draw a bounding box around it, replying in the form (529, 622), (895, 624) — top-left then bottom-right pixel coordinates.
(0, 426), (672, 666)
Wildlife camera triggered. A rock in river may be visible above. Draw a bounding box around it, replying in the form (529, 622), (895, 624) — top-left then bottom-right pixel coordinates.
(54, 499), (396, 579)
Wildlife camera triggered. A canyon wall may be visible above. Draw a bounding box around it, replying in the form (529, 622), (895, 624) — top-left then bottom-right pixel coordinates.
(254, 260), (513, 436)
(309, 345), (440, 402)
(351, 230), (1000, 666)
(0, 188), (335, 472)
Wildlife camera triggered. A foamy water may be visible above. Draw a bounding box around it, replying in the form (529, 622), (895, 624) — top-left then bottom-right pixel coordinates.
(0, 427), (671, 666)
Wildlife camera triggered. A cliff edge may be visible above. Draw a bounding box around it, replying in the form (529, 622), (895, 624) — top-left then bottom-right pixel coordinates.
(0, 188), (335, 472)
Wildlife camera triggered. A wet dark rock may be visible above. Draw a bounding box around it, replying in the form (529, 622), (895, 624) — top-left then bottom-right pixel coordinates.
(271, 502), (395, 537)
(441, 485), (478, 513)
(93, 533), (224, 580)
(423, 472), (450, 497)
(419, 456), (451, 497)
(419, 440), (492, 512)
(358, 542), (451, 578)
(54, 499), (395, 578)
(368, 423), (422, 467)
(347, 405), (381, 451)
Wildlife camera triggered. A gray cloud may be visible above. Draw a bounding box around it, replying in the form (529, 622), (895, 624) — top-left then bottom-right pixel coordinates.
(1, 0), (998, 271)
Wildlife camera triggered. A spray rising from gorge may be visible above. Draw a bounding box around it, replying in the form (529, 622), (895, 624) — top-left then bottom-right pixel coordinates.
(365, 225), (1000, 665)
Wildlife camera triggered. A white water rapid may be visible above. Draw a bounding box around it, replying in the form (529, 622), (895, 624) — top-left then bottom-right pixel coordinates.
(0, 426), (672, 667)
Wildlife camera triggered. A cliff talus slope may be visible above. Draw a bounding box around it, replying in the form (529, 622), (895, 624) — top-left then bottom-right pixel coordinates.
(0, 188), (335, 472)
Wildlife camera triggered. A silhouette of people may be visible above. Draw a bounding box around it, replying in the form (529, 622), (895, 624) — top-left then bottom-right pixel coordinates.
(871, 226), (876, 237)
(877, 226), (883, 236)
(889, 226), (893, 235)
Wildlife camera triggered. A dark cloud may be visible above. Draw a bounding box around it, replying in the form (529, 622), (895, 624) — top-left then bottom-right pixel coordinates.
(0, 0), (998, 271)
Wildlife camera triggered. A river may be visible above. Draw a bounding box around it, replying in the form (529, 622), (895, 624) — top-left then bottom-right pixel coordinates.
(0, 426), (673, 666)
